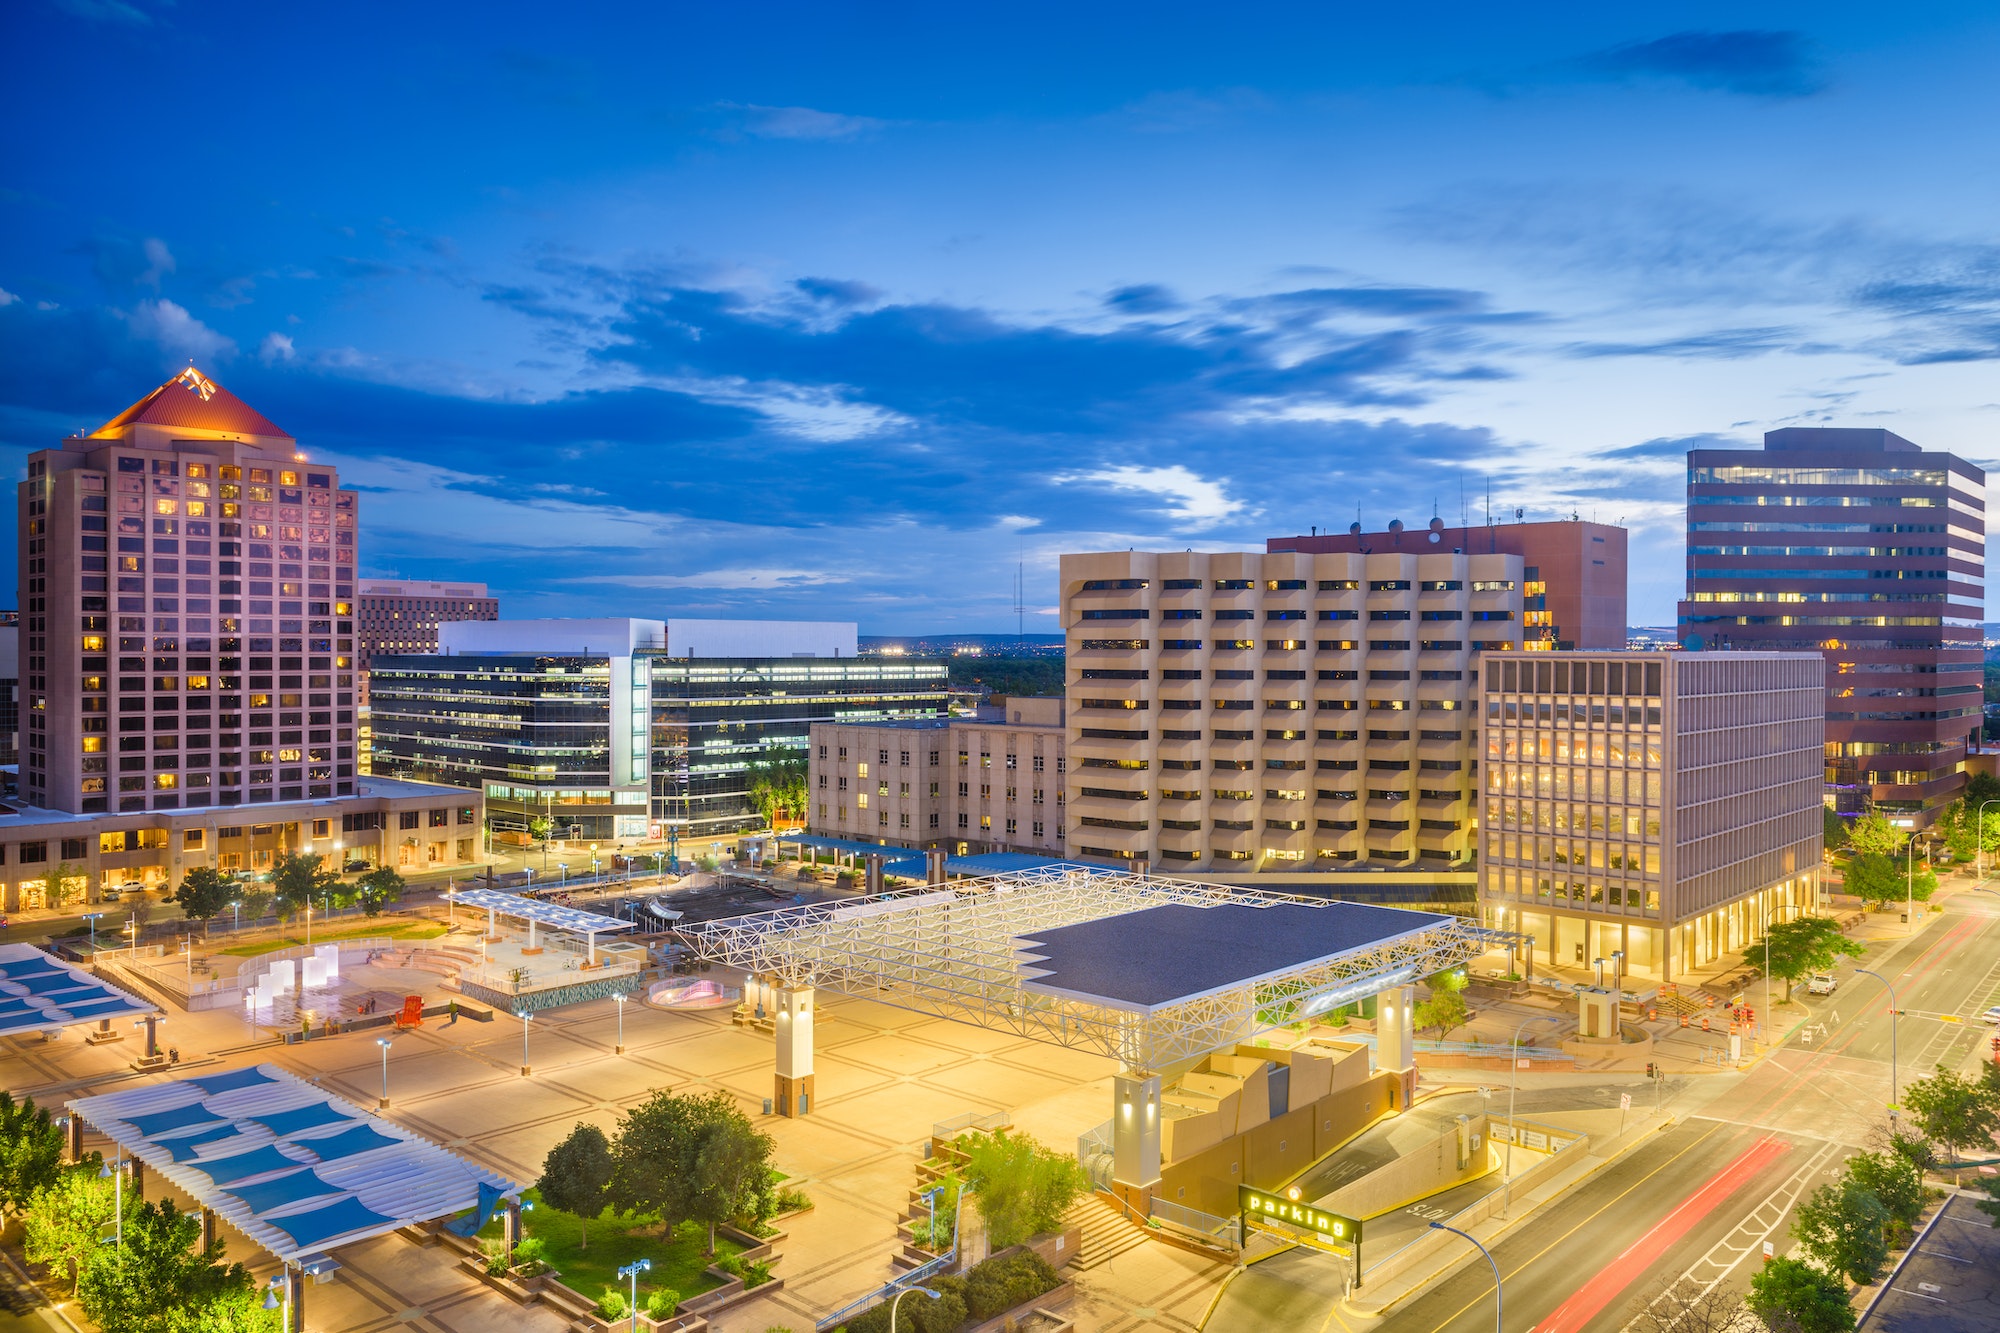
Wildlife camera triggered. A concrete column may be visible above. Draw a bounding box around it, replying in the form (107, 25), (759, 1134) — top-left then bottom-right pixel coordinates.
(287, 1268), (305, 1333)
(130, 1158), (145, 1200)
(865, 854), (885, 895)
(1111, 1068), (1162, 1212)
(66, 1114), (83, 1164)
(500, 1198), (521, 1260)
(200, 1205), (217, 1251)
(1374, 984), (1417, 1110)
(926, 849), (947, 886)
(774, 986), (814, 1117)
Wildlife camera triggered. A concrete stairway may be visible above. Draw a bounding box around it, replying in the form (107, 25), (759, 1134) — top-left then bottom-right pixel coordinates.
(1063, 1194), (1151, 1271)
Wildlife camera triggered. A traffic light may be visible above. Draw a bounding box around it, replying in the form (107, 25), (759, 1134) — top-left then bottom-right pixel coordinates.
(1745, 1007), (1755, 1025)
(1646, 1062), (1656, 1078)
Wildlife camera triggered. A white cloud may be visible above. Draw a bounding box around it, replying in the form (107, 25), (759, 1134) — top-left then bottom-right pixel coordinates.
(259, 332), (295, 363)
(584, 568), (852, 590)
(0, 286), (17, 307)
(137, 237), (175, 291)
(121, 298), (234, 364)
(731, 103), (886, 141)
(1056, 464), (1250, 526)
(321, 452), (671, 551)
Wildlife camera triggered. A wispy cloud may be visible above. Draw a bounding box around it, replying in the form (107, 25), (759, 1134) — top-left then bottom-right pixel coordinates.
(1580, 30), (1827, 99)
(723, 103), (887, 141)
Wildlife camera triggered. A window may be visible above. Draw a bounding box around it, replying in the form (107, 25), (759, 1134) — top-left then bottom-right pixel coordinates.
(400, 810), (420, 829)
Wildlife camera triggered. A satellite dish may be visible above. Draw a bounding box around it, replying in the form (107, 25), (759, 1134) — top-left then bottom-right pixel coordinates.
(1348, 522), (1362, 535)
(1387, 519), (1404, 533)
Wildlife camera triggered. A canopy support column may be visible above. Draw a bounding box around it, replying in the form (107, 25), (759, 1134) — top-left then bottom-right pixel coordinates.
(1375, 984), (1417, 1110)
(1112, 1068), (1161, 1217)
(774, 986), (814, 1117)
(199, 1205), (216, 1250)
(286, 1267), (305, 1333)
(130, 1158), (145, 1199)
(66, 1112), (83, 1163)
(865, 853), (885, 895)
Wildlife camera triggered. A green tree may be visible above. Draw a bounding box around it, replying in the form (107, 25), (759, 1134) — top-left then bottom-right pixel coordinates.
(0, 1091), (67, 1218)
(269, 852), (341, 915)
(23, 1163), (115, 1290)
(41, 861), (86, 910)
(356, 866), (407, 917)
(1745, 1257), (1856, 1333)
(960, 1129), (1090, 1250)
(745, 745), (809, 828)
(162, 1288), (279, 1333)
(76, 1197), (257, 1333)
(1844, 1151), (1923, 1240)
(1757, 917), (1865, 1002)
(236, 888), (274, 925)
(1842, 852), (1935, 912)
(1936, 798), (1979, 863)
(528, 815), (552, 844)
(171, 867), (234, 923)
(538, 1123), (613, 1251)
(1792, 1176), (1890, 1285)
(1821, 806), (1850, 855)
(1901, 1064), (2000, 1183)
(1415, 968), (1470, 1040)
(1846, 812), (1907, 859)
(687, 1103), (776, 1254)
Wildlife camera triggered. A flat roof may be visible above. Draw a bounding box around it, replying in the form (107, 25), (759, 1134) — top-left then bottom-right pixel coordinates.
(0, 777), (470, 831)
(69, 1065), (518, 1263)
(0, 943), (155, 1035)
(451, 888), (635, 936)
(1017, 900), (1452, 1013)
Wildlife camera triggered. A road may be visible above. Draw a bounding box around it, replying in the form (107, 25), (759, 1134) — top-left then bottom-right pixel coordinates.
(1222, 890), (2000, 1333)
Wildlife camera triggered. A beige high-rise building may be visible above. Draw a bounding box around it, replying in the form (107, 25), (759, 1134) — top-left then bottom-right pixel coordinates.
(1060, 548), (1525, 870)
(20, 367), (360, 814)
(1478, 651), (1823, 981)
(810, 696), (1068, 856)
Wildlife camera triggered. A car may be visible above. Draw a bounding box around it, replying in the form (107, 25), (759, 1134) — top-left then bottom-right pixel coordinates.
(1807, 973), (1838, 996)
(1980, 1005), (2000, 1025)
(118, 880), (145, 896)
(100, 884), (122, 901)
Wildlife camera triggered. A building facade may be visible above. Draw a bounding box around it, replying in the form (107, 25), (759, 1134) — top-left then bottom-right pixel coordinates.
(809, 696), (1068, 855)
(1060, 548), (1525, 871)
(1478, 651), (1823, 981)
(1268, 517), (1627, 650)
(20, 367), (362, 814)
(370, 618), (950, 842)
(1677, 428), (1986, 823)
(355, 579), (497, 695)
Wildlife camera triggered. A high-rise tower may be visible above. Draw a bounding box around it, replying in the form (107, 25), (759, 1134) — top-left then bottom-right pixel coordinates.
(20, 366), (359, 813)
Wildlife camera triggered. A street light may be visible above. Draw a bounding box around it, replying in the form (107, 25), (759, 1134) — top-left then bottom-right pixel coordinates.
(1503, 1014), (1563, 1214)
(515, 1009), (533, 1076)
(375, 1036), (394, 1110)
(889, 1286), (943, 1333)
(558, 863), (569, 886)
(82, 912), (103, 950)
(613, 991), (627, 1056)
(616, 1258), (651, 1333)
(1428, 1222), (1501, 1333)
(1855, 967), (1901, 1111)
(229, 899), (241, 932)
(98, 1158), (123, 1248)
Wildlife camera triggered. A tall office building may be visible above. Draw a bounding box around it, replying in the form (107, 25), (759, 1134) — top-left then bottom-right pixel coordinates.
(20, 367), (360, 812)
(1269, 518), (1627, 650)
(355, 578), (497, 685)
(1061, 548), (1524, 870)
(1677, 429), (1986, 823)
(1478, 651), (1823, 980)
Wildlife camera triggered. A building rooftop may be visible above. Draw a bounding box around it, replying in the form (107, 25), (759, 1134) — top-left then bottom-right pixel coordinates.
(0, 776), (469, 830)
(88, 367), (292, 442)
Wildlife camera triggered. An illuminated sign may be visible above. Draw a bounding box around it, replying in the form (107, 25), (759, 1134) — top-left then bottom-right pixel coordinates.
(1238, 1185), (1362, 1245)
(175, 366), (218, 402)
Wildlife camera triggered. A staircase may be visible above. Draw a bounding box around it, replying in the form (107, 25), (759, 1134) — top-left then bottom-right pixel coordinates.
(1063, 1194), (1152, 1271)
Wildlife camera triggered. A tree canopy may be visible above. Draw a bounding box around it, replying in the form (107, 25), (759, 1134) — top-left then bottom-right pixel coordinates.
(1756, 916), (1864, 1001)
(1845, 812), (1907, 859)
(270, 852), (343, 914)
(960, 1129), (1090, 1250)
(538, 1123), (613, 1251)
(746, 745), (809, 828)
(0, 1091), (67, 1217)
(24, 1164), (117, 1291)
(1415, 968), (1470, 1041)
(356, 866), (406, 917)
(1745, 1257), (1856, 1333)
(1842, 851), (1935, 912)
(1901, 1063), (2000, 1180)
(171, 867), (235, 923)
(1792, 1175), (1890, 1285)
(606, 1090), (774, 1253)
(75, 1197), (264, 1333)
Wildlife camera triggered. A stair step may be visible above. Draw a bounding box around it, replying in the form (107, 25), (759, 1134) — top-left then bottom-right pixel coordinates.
(1062, 1196), (1153, 1271)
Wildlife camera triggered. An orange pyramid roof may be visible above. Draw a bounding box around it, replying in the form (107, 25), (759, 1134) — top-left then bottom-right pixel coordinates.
(92, 366), (293, 441)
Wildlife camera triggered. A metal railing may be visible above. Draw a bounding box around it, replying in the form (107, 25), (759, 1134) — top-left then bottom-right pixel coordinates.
(814, 1183), (964, 1331)
(932, 1110), (1011, 1142)
(1147, 1197), (1241, 1250)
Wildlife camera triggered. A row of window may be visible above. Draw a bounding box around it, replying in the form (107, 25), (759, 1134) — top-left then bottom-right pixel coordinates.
(1079, 578), (1479, 592)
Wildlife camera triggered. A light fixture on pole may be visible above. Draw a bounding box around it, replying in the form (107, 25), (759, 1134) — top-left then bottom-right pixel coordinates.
(515, 1008), (533, 1076)
(1429, 1222), (1501, 1333)
(616, 1258), (651, 1333)
(229, 899), (241, 932)
(613, 991), (627, 1055)
(889, 1286), (943, 1332)
(83, 912), (103, 950)
(98, 1157), (123, 1247)
(1855, 967), (1900, 1112)
(1503, 1014), (1562, 1215)
(375, 1035), (394, 1110)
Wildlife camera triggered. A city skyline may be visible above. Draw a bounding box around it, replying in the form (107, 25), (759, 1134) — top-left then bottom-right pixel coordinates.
(4, 4), (1999, 634)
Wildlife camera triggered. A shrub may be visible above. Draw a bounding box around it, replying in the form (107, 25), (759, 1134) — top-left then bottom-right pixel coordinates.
(714, 1252), (744, 1277)
(645, 1287), (682, 1319)
(774, 1187), (812, 1215)
(838, 1282), (968, 1333)
(961, 1250), (1060, 1322)
(596, 1287), (629, 1320)
(744, 1259), (774, 1289)
(960, 1131), (1089, 1250)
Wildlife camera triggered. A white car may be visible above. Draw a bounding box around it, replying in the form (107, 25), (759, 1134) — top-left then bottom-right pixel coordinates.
(1979, 1005), (2000, 1026)
(1807, 973), (1838, 996)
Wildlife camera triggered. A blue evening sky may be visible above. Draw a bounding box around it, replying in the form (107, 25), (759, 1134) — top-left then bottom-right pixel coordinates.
(3, 2), (1997, 631)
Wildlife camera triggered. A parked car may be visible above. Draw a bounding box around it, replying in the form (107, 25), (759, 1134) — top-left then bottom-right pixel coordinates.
(343, 860), (370, 873)
(1979, 1005), (2000, 1025)
(100, 884), (122, 901)
(1807, 973), (1838, 995)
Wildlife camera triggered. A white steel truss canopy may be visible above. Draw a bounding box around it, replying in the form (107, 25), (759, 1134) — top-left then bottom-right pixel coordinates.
(450, 888), (634, 938)
(68, 1065), (519, 1263)
(0, 942), (155, 1037)
(681, 868), (1500, 1070)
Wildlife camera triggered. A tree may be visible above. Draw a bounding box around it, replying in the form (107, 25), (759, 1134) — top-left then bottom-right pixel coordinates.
(960, 1129), (1090, 1250)
(538, 1124), (613, 1251)
(356, 866), (406, 917)
(1634, 1277), (1757, 1333)
(1841, 852), (1935, 912)
(24, 1163), (115, 1290)
(1415, 968), (1470, 1041)
(528, 815), (553, 844)
(686, 1103), (776, 1254)
(1792, 1176), (1890, 1285)
(172, 868), (234, 923)
(745, 745), (809, 828)
(0, 1091), (67, 1217)
(162, 1289), (279, 1333)
(269, 852), (341, 915)
(1901, 1064), (2000, 1183)
(1745, 1257), (1856, 1333)
(237, 888), (274, 924)
(76, 1197), (257, 1333)
(36, 861), (85, 911)
(1843, 1151), (1923, 1240)
(1757, 917), (1864, 1002)
(1846, 812), (1907, 859)
(1821, 807), (1849, 855)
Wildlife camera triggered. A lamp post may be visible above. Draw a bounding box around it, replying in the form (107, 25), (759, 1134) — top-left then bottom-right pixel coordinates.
(182, 937), (193, 988)
(558, 863), (569, 887)
(515, 1009), (533, 1076)
(229, 899), (241, 933)
(889, 1286), (943, 1333)
(98, 1158), (123, 1248)
(263, 1273), (287, 1327)
(1856, 967), (1900, 1111)
(613, 991), (627, 1056)
(375, 1035), (394, 1110)
(616, 1258), (650, 1333)
(1503, 1014), (1563, 1214)
(83, 912), (102, 950)
(1428, 1222), (1501, 1333)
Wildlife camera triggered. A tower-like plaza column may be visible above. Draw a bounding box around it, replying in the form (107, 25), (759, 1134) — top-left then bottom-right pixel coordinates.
(774, 986), (814, 1116)
(1374, 983), (1417, 1110)
(1111, 1067), (1162, 1215)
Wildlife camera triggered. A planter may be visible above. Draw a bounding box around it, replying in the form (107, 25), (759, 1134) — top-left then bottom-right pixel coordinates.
(457, 1253), (540, 1305)
(963, 1282), (1075, 1333)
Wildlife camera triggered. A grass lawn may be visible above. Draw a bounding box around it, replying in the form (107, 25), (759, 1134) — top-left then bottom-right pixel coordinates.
(217, 920), (448, 958)
(482, 1188), (741, 1305)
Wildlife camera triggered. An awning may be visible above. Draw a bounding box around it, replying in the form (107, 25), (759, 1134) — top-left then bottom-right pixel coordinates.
(0, 943), (155, 1038)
